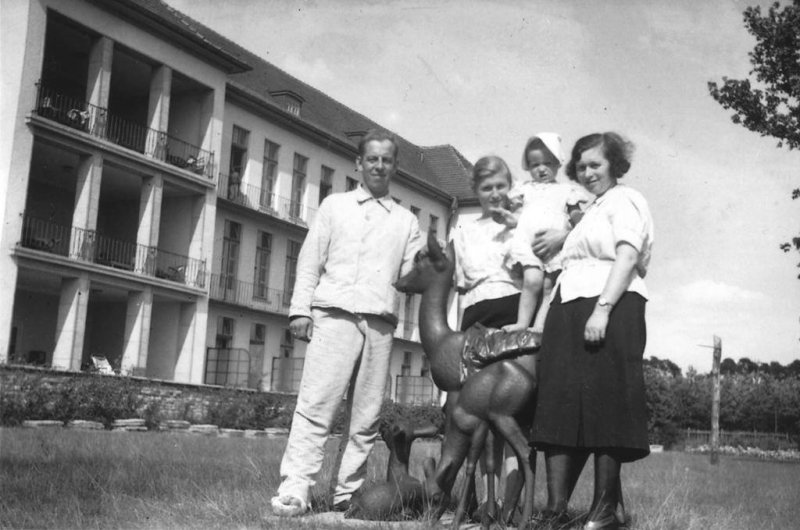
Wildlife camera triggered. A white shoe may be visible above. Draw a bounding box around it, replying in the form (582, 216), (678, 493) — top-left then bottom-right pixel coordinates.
(270, 494), (309, 517)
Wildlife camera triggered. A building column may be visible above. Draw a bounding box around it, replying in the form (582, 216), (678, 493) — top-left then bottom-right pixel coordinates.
(70, 154), (102, 260)
(52, 274), (91, 371)
(135, 174), (162, 273)
(120, 287), (153, 375)
(146, 65), (171, 160)
(173, 301), (197, 383)
(86, 36), (113, 136)
(0, 0), (47, 363)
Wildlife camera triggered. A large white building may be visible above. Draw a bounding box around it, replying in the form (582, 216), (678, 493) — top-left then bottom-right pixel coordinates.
(1, 0), (475, 404)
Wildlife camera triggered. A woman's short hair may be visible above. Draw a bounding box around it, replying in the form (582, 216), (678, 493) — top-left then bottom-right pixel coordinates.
(565, 132), (634, 181)
(358, 129), (400, 159)
(472, 155), (512, 190)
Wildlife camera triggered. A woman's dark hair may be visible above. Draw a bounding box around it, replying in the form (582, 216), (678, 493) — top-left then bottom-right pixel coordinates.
(471, 155), (512, 190)
(565, 132), (633, 181)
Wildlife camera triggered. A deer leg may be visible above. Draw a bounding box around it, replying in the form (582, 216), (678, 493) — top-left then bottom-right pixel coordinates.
(491, 415), (534, 530)
(451, 421), (489, 530)
(500, 445), (528, 525)
(480, 430), (497, 529)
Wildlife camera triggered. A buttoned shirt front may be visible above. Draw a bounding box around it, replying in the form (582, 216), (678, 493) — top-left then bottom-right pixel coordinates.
(289, 185), (422, 326)
(556, 184), (654, 303)
(452, 216), (521, 309)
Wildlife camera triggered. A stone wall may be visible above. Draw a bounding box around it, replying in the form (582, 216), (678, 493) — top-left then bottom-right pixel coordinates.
(0, 364), (297, 426)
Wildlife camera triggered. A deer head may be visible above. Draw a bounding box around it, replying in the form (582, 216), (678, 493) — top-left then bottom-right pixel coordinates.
(395, 230), (454, 294)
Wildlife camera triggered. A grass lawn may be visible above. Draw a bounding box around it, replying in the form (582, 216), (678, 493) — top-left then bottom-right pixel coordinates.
(1, 427), (799, 529)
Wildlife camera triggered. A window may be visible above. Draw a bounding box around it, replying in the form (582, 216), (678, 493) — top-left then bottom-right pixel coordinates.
(261, 139), (279, 211)
(229, 125), (250, 176)
(254, 231), (272, 299)
(281, 329), (294, 358)
(206, 317), (249, 387)
(401, 351), (412, 376)
(291, 153), (307, 219)
(346, 176), (359, 191)
(319, 165), (334, 205)
(410, 205), (420, 218)
(250, 323), (266, 345)
(429, 214), (439, 239)
(271, 329), (304, 393)
(421, 357), (430, 378)
(220, 220), (241, 291)
(283, 239), (302, 305)
(216, 316), (234, 349)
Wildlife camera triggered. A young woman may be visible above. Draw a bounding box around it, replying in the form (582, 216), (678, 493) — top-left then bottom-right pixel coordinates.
(531, 132), (654, 530)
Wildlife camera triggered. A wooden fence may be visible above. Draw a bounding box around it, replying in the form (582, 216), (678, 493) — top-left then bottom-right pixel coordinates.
(685, 428), (795, 449)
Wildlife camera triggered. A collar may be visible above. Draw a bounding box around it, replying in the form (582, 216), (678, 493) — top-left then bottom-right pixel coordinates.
(589, 183), (621, 208)
(354, 184), (393, 211)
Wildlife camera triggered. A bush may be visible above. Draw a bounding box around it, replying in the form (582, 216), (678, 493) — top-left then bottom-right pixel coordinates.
(0, 373), (143, 427)
(379, 400), (445, 434)
(206, 392), (296, 430)
(651, 421), (682, 450)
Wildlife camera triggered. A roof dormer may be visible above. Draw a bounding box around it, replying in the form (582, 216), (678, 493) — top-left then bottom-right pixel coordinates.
(269, 90), (304, 116)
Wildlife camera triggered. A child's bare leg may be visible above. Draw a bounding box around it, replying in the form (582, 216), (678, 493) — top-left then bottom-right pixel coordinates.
(532, 272), (556, 333)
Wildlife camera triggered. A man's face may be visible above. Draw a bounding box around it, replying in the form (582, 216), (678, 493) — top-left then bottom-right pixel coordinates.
(356, 140), (397, 198)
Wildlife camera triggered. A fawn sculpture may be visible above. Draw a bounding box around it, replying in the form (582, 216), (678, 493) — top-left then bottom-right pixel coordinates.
(347, 421), (438, 520)
(394, 231), (540, 530)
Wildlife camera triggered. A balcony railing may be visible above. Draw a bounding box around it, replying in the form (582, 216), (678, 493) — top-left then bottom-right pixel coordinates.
(208, 274), (290, 314)
(395, 375), (437, 405)
(19, 215), (206, 288)
(271, 357), (304, 393)
(218, 172), (316, 227)
(205, 347), (251, 387)
(34, 83), (214, 178)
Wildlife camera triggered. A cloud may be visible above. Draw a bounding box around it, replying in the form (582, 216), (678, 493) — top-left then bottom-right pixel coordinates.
(674, 279), (768, 303)
(281, 54), (336, 87)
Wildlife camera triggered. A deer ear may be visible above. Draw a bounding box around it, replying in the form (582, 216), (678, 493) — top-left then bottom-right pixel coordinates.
(427, 230), (444, 261)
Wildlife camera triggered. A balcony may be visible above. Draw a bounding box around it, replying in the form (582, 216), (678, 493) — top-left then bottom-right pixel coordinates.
(218, 172), (316, 227)
(33, 83), (215, 179)
(19, 215), (206, 288)
(395, 375), (437, 405)
(208, 274), (290, 315)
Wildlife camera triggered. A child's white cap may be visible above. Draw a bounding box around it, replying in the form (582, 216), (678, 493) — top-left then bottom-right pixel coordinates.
(521, 132), (564, 169)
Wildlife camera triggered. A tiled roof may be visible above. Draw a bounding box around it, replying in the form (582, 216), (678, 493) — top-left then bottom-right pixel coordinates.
(100, 0), (251, 73)
(420, 145), (475, 201)
(116, 0), (473, 198)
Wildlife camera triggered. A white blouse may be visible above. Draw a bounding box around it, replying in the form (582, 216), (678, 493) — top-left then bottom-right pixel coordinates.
(508, 181), (591, 273)
(453, 216), (521, 309)
(556, 184), (654, 303)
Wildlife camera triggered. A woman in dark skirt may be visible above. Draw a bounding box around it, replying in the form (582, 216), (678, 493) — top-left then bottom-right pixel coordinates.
(530, 132), (654, 530)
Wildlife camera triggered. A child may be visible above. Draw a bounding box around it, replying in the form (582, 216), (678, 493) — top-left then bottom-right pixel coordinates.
(503, 132), (590, 333)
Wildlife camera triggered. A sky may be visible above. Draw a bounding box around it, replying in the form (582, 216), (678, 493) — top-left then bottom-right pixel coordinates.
(168, 0), (800, 373)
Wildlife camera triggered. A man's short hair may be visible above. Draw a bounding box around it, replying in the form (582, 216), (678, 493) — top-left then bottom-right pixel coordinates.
(358, 129), (400, 159)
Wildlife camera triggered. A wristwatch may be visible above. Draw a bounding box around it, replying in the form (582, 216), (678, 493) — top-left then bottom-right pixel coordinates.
(598, 296), (613, 308)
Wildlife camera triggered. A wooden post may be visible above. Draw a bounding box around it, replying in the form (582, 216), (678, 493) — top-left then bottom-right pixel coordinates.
(710, 335), (722, 465)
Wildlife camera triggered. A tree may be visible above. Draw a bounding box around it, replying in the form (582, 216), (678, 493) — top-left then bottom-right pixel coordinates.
(708, 1), (800, 277)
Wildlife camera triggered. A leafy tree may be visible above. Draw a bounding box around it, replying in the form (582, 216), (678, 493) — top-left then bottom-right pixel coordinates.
(708, 0), (800, 277)
(720, 357), (738, 375)
(708, 0), (800, 150)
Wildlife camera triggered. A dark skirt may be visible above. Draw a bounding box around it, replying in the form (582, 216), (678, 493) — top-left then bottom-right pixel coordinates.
(531, 291), (650, 462)
(461, 293), (521, 331)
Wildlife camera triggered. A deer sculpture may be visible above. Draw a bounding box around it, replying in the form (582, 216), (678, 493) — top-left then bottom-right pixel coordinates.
(394, 231), (540, 530)
(346, 420), (438, 521)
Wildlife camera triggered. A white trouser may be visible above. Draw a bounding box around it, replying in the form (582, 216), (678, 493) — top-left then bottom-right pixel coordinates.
(277, 308), (394, 505)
